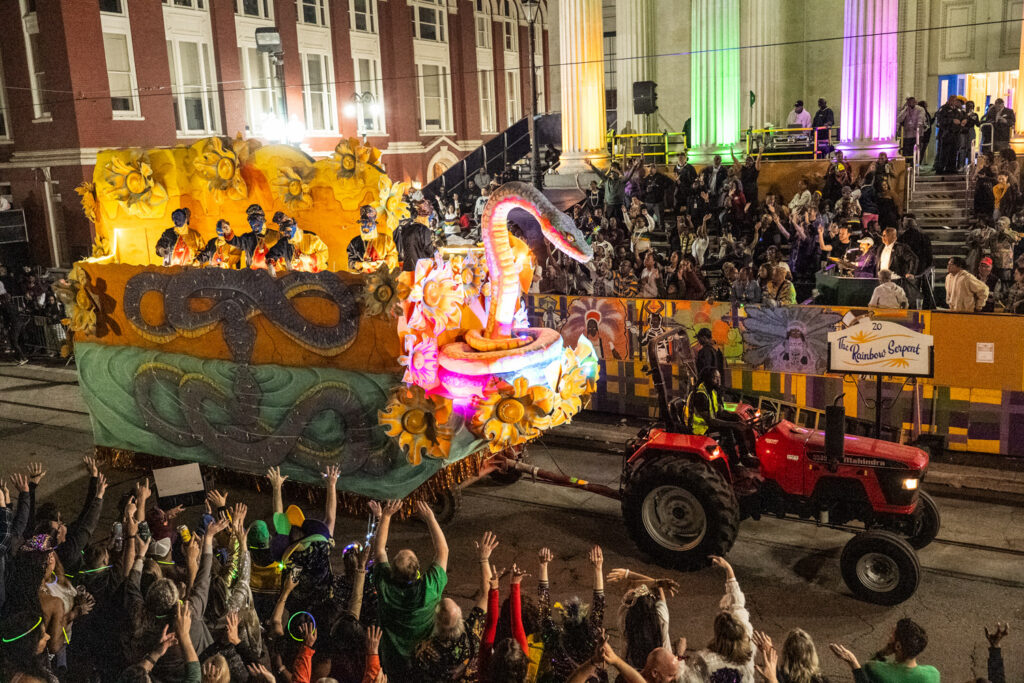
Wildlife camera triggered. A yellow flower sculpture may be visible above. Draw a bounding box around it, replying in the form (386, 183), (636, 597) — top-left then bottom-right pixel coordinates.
(398, 334), (440, 389)
(377, 177), (412, 231)
(52, 264), (97, 336)
(104, 154), (168, 218)
(273, 166), (315, 210)
(549, 348), (590, 427)
(379, 385), (453, 465)
(90, 235), (113, 259)
(472, 377), (555, 451)
(231, 132), (261, 166)
(192, 137), (248, 203)
(331, 137), (384, 181)
(75, 183), (98, 223)
(407, 256), (462, 336)
(456, 252), (489, 303)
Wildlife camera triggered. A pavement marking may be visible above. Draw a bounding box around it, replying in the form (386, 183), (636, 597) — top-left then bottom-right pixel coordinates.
(0, 398), (92, 416)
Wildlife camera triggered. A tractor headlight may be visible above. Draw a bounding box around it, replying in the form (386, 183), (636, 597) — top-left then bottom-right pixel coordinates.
(901, 477), (919, 490)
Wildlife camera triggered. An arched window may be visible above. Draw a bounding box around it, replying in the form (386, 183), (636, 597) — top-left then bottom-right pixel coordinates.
(498, 0), (517, 52)
(474, 0), (492, 49)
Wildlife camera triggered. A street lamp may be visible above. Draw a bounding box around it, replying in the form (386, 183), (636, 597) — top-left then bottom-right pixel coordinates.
(522, 0), (543, 189)
(344, 91), (377, 140)
(254, 27), (287, 123)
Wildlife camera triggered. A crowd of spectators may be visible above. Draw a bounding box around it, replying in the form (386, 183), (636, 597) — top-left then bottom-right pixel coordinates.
(0, 458), (1012, 682)
(0, 264), (67, 365)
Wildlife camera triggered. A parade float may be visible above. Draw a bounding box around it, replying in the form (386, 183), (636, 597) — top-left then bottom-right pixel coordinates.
(64, 136), (598, 513)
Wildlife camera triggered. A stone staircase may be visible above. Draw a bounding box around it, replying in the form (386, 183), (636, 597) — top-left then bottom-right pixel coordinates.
(905, 173), (972, 298)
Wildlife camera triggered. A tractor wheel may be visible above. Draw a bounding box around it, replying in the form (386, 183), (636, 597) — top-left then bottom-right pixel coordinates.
(840, 530), (920, 605)
(622, 457), (739, 571)
(906, 491), (940, 550)
(429, 487), (462, 526)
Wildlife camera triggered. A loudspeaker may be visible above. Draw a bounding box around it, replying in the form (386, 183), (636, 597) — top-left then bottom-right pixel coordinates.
(633, 81), (658, 115)
(824, 405), (845, 465)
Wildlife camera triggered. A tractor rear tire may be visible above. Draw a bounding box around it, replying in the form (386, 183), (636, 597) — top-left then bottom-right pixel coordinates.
(622, 457), (739, 571)
(429, 487), (462, 526)
(840, 530), (920, 605)
(906, 490), (940, 549)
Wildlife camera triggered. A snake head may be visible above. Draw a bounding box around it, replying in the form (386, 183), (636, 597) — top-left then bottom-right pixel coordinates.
(541, 207), (592, 264)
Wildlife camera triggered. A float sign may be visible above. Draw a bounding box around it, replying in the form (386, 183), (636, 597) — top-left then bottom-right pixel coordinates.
(827, 319), (933, 377)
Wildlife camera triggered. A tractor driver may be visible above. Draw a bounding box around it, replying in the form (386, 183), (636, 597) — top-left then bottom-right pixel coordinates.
(688, 367), (753, 470)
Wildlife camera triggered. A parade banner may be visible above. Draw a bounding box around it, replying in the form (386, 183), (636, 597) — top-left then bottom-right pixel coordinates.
(827, 319), (934, 377)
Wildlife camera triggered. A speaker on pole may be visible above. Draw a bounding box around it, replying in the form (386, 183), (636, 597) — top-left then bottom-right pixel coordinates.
(633, 81), (658, 115)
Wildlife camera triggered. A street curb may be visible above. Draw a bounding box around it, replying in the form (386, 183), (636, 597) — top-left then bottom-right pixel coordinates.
(543, 417), (1024, 504)
(0, 362), (79, 384)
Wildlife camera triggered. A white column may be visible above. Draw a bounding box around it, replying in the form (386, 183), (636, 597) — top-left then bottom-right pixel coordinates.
(740, 0), (782, 132)
(838, 0), (899, 157)
(615, 0), (652, 134)
(1017, 2), (1024, 136)
(559, 0), (609, 174)
(690, 0), (741, 156)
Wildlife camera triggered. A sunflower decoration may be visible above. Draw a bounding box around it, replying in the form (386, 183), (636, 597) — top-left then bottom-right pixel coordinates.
(52, 264), (97, 337)
(331, 138), (360, 179)
(90, 235), (113, 259)
(272, 165), (316, 210)
(549, 348), (590, 427)
(407, 256), (462, 336)
(230, 132), (262, 166)
(104, 154), (169, 218)
(362, 266), (404, 317)
(457, 251), (490, 303)
(75, 183), (98, 223)
(376, 177), (412, 231)
(192, 137), (248, 202)
(472, 377), (555, 452)
(398, 334), (440, 389)
(574, 336), (601, 392)
(379, 385), (453, 465)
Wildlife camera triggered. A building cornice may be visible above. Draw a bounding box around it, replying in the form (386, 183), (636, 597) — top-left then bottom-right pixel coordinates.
(0, 148), (102, 169)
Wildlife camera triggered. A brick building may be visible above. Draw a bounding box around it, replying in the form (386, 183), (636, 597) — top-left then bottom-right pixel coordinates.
(0, 0), (550, 267)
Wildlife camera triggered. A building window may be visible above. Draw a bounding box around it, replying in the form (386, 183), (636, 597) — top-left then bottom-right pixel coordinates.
(351, 0), (376, 33)
(302, 52), (336, 132)
(236, 0), (271, 18)
(99, 0), (124, 13)
(167, 39), (220, 135)
(505, 70), (520, 126)
(240, 47), (276, 134)
(498, 0), (517, 52)
(163, 0), (206, 9)
(417, 63), (451, 132)
(103, 33), (140, 116)
(353, 57), (384, 133)
(478, 70), (495, 134)
(298, 0), (327, 26)
(24, 30), (49, 120)
(474, 0), (491, 48)
(412, 0), (446, 42)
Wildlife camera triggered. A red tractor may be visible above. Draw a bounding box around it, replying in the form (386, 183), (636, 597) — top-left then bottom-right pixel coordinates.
(496, 328), (939, 605)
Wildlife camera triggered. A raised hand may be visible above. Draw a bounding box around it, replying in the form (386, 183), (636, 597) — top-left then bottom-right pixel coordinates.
(655, 578), (680, 597)
(383, 499), (404, 518)
(136, 534), (152, 559)
(709, 555), (735, 579)
(476, 531), (499, 561)
(488, 563), (503, 591)
(323, 465), (341, 484)
(135, 477), (151, 500)
(829, 643), (860, 670)
(605, 568), (630, 584)
(366, 624), (383, 655)
(588, 545), (603, 568)
(266, 466), (288, 488)
(299, 621), (317, 648)
(752, 630), (773, 654)
(538, 547), (553, 566)
(230, 503), (247, 537)
(0, 484), (7, 508)
(83, 456), (99, 477)
(28, 463), (46, 485)
(166, 505), (185, 520)
(11, 473), (28, 493)
(755, 641), (779, 683)
(225, 611), (241, 645)
(368, 500), (383, 519)
(96, 473), (108, 499)
(202, 661), (218, 681)
(75, 591), (96, 617)
(152, 625), (177, 659)
(174, 601), (192, 639)
(985, 623), (1009, 648)
(184, 538), (200, 568)
(206, 517), (229, 541)
(206, 489), (228, 509)
(510, 562), (528, 585)
(414, 500), (434, 521)
(123, 496), (137, 523)
(246, 663), (276, 683)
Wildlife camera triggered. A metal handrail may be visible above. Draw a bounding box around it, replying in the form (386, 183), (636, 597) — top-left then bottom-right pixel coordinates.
(744, 126), (834, 159)
(978, 122), (995, 155)
(607, 131), (687, 165)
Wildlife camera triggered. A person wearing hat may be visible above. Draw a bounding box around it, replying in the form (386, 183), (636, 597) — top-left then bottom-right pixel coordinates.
(812, 98), (835, 153)
(976, 256), (1001, 312)
(694, 327), (724, 383)
(786, 100), (811, 130)
(219, 204), (282, 270)
(155, 207), (204, 267)
(270, 216), (329, 273)
(349, 205), (400, 273)
(934, 94), (966, 175)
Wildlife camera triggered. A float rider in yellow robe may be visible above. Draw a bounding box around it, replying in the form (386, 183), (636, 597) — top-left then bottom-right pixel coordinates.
(155, 208), (204, 266)
(346, 205), (398, 273)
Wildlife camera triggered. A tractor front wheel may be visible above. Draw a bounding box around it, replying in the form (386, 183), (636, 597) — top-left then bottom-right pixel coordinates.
(840, 530), (920, 605)
(622, 457), (739, 571)
(906, 491), (940, 549)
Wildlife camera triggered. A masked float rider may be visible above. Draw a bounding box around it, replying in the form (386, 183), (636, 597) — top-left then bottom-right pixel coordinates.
(346, 205), (398, 272)
(200, 220), (242, 269)
(687, 367), (755, 471)
(219, 204), (281, 270)
(155, 207), (204, 266)
(271, 216), (330, 272)
(392, 198), (438, 271)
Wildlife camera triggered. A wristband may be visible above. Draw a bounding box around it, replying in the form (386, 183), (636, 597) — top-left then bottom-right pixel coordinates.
(625, 569), (630, 580)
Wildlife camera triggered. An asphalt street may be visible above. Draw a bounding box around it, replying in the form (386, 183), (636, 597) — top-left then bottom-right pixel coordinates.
(0, 367), (1022, 681)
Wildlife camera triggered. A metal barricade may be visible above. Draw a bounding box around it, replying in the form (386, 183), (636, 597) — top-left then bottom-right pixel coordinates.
(606, 131), (687, 165)
(744, 127), (832, 159)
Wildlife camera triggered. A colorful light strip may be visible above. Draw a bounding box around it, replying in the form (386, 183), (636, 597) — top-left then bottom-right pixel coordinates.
(2, 617), (42, 644)
(287, 611), (316, 642)
(691, 0), (741, 149)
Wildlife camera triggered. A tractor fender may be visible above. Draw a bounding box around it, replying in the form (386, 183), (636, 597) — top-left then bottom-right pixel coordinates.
(626, 429), (732, 483)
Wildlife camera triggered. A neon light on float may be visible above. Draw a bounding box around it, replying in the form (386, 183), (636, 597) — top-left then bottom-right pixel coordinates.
(690, 0), (740, 150)
(839, 0), (898, 152)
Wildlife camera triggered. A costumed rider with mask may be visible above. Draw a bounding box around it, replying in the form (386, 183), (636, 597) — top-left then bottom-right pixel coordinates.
(201, 220), (243, 269)
(272, 215), (329, 272)
(687, 367), (756, 473)
(392, 198), (438, 271)
(155, 208), (204, 266)
(346, 205), (398, 272)
(219, 204), (281, 270)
